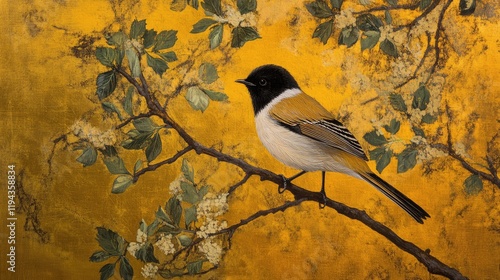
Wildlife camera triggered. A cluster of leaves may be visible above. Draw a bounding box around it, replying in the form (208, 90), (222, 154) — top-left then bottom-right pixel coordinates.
(190, 0), (260, 48)
(365, 84), (436, 174)
(306, 0), (399, 57)
(170, 0), (200, 12)
(90, 160), (219, 279)
(185, 63), (229, 112)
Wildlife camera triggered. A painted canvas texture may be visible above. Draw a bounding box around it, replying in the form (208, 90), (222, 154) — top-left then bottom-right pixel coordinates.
(0, 0), (499, 279)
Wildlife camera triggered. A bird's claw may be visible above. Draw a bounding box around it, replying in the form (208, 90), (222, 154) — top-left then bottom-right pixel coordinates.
(318, 191), (327, 209)
(278, 175), (288, 194)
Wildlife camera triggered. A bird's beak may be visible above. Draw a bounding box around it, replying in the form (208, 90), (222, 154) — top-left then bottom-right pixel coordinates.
(235, 79), (256, 87)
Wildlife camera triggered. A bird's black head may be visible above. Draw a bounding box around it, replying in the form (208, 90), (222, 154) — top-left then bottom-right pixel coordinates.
(236, 64), (300, 115)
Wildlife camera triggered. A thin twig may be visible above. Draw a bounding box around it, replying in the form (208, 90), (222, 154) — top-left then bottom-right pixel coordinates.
(133, 145), (194, 182)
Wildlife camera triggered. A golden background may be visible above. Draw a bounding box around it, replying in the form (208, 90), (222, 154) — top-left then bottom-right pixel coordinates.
(0, 0), (499, 279)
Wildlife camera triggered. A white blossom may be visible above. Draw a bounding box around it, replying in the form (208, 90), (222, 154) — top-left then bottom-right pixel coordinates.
(141, 263), (158, 279)
(155, 233), (176, 255)
(168, 174), (185, 201)
(70, 120), (116, 149)
(127, 242), (141, 257)
(196, 193), (229, 220)
(212, 5), (256, 28)
(136, 228), (147, 243)
(335, 8), (356, 30)
(196, 219), (228, 239)
(198, 237), (223, 265)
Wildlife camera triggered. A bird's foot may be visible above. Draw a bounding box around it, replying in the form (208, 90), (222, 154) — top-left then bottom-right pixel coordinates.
(278, 175), (288, 194)
(318, 191), (327, 209)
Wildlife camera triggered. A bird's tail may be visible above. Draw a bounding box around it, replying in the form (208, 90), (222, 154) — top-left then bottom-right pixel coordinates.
(359, 172), (430, 224)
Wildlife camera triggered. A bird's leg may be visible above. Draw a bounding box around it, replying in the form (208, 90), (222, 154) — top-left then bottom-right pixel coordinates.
(278, 170), (307, 193)
(318, 171), (327, 209)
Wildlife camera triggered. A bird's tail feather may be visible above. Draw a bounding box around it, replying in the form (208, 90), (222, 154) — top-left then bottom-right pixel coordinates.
(359, 172), (430, 224)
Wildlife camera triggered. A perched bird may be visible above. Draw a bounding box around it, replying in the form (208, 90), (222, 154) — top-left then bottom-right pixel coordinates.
(236, 64), (430, 223)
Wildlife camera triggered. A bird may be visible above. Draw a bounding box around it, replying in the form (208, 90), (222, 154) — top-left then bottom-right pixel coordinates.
(236, 64), (430, 223)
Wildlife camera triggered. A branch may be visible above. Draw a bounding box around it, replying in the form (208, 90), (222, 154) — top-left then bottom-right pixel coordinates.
(133, 145), (194, 182)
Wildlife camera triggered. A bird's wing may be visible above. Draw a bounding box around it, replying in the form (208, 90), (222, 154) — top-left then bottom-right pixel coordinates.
(269, 92), (368, 161)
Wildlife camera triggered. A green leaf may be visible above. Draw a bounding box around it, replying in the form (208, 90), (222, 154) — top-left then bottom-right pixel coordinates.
(231, 26), (260, 48)
(130, 19), (146, 39)
(166, 198), (182, 227)
(313, 20), (334, 45)
(208, 24), (223, 49)
(384, 10), (392, 24)
(104, 155), (130, 175)
(158, 51), (178, 62)
(181, 158), (195, 183)
(380, 38), (398, 57)
(385, 0), (397, 6)
(96, 70), (117, 100)
(185, 206), (197, 227)
(459, 0), (476, 15)
(90, 251), (111, 262)
(156, 206), (173, 224)
(369, 147), (393, 174)
(187, 260), (204, 274)
(102, 102), (123, 120)
(237, 0), (257, 14)
(95, 227), (128, 256)
(199, 63), (219, 84)
(412, 84), (430, 110)
(181, 182), (200, 204)
(153, 30), (178, 52)
(122, 131), (153, 150)
(123, 86), (134, 116)
(201, 0), (222, 16)
(112, 175), (134, 194)
(383, 119), (400, 134)
(146, 133), (162, 162)
(464, 174), (483, 195)
(96, 47), (116, 67)
(133, 118), (157, 132)
(191, 18), (218, 33)
(306, 1), (334, 18)
(133, 159), (143, 174)
(99, 263), (115, 280)
(422, 113), (437, 124)
(361, 30), (380, 51)
(119, 257), (133, 280)
(106, 32), (127, 47)
(202, 88), (229, 101)
(77, 146), (97, 167)
(420, 0), (431, 10)
(330, 0), (343, 9)
(186, 86), (210, 112)
(188, 0), (200, 9)
(397, 147), (418, 173)
(125, 48), (141, 78)
(338, 26), (359, 48)
(178, 235), (192, 247)
(143, 29), (157, 49)
(412, 126), (425, 137)
(389, 93), (408, 112)
(198, 185), (209, 198)
(363, 130), (387, 146)
(356, 13), (383, 31)
(136, 243), (159, 263)
(146, 53), (168, 77)
(170, 0), (187, 11)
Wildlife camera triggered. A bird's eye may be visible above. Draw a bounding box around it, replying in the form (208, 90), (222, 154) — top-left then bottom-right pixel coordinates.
(259, 79), (268, 86)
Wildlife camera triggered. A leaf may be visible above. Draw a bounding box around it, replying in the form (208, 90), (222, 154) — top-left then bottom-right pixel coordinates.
(361, 30), (380, 51)
(359, 0), (372, 5)
(305, 1), (334, 18)
(383, 119), (400, 134)
(119, 257), (134, 280)
(77, 146), (97, 167)
(201, 0), (222, 16)
(95, 227), (128, 256)
(188, 0), (200, 9)
(102, 102), (123, 120)
(237, 0), (257, 14)
(389, 93), (408, 112)
(96, 70), (117, 100)
(420, 0), (431, 10)
(106, 32), (128, 47)
(202, 88), (228, 101)
(166, 197), (182, 227)
(198, 185), (209, 198)
(421, 113), (437, 124)
(133, 159), (143, 174)
(135, 243), (159, 263)
(96, 47), (116, 67)
(133, 118), (157, 132)
(156, 206), (173, 224)
(130, 19), (146, 39)
(121, 131), (153, 150)
(412, 84), (430, 110)
(158, 51), (178, 62)
(185, 206), (197, 227)
(146, 133), (162, 162)
(178, 235), (192, 247)
(125, 48), (141, 78)
(338, 26), (359, 48)
(99, 263), (115, 280)
(170, 0), (187, 11)
(397, 147), (418, 173)
(112, 175), (134, 194)
(208, 24), (223, 49)
(380, 39), (399, 57)
(231, 26), (260, 48)
(104, 155), (130, 175)
(186, 86), (210, 112)
(363, 130), (387, 146)
(412, 126), (425, 137)
(146, 53), (169, 77)
(459, 0), (476, 15)
(181, 181), (200, 204)
(181, 158), (195, 183)
(90, 251), (111, 262)
(384, 10), (392, 24)
(385, 0), (397, 6)
(330, 0), (343, 9)
(356, 13), (383, 32)
(313, 20), (334, 45)
(191, 18), (218, 33)
(369, 147), (393, 174)
(153, 30), (178, 52)
(143, 29), (157, 49)
(123, 86), (134, 116)
(464, 174), (483, 195)
(187, 260), (203, 275)
(199, 63), (219, 84)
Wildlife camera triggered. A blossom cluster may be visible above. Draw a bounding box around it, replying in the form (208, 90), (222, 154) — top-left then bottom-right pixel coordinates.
(335, 8), (356, 30)
(213, 5), (257, 28)
(155, 233), (176, 255)
(198, 237), (224, 266)
(71, 120), (116, 149)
